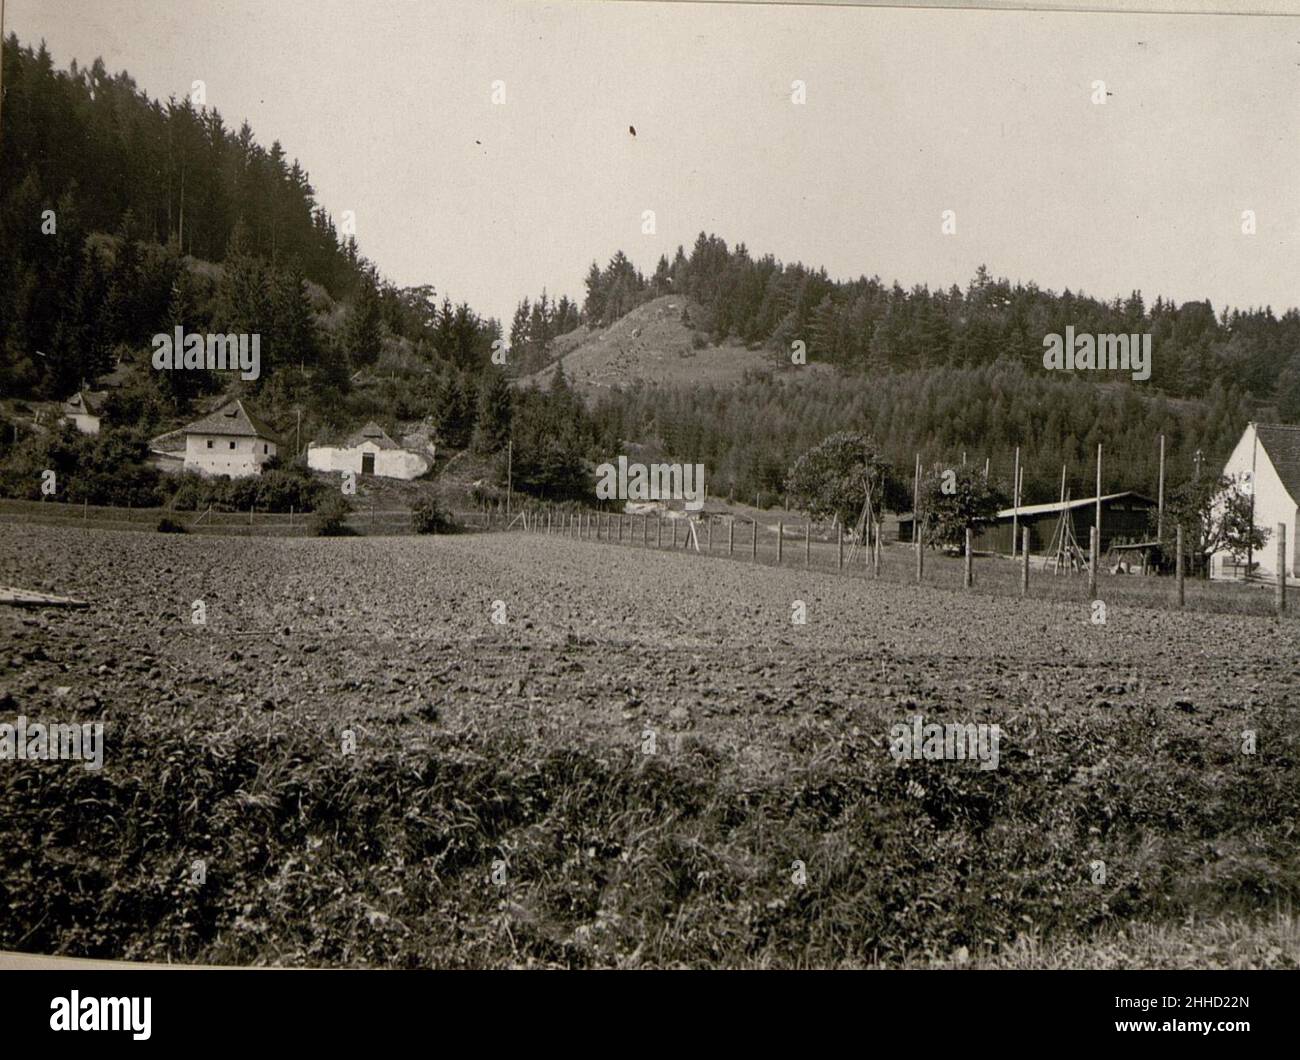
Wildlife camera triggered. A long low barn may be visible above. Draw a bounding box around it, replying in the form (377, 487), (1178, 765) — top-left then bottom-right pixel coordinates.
(898, 491), (1157, 554)
(307, 421), (432, 480)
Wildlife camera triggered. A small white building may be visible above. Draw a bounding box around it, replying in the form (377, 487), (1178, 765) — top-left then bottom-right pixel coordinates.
(307, 421), (431, 480)
(179, 399), (279, 478)
(1212, 422), (1300, 580)
(61, 390), (107, 434)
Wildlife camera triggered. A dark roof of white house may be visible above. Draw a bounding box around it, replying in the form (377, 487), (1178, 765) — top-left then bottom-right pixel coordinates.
(62, 390), (107, 416)
(181, 399), (279, 441)
(1255, 423), (1300, 504)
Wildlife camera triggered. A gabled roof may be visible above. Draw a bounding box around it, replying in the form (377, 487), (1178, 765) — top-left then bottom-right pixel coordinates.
(181, 399), (279, 441)
(344, 421), (400, 450)
(1255, 423), (1300, 505)
(62, 390), (107, 416)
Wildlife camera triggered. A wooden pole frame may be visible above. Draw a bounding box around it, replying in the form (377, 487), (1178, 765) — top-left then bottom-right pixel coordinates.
(1012, 446), (1020, 558)
(1021, 527), (1030, 596)
(1157, 434), (1166, 542)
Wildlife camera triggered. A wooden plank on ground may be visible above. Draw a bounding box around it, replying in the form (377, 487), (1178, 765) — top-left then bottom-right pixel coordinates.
(0, 586), (90, 609)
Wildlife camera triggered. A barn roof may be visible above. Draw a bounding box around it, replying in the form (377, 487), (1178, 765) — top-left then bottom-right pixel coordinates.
(344, 421), (400, 450)
(181, 399), (279, 441)
(1255, 423), (1300, 505)
(994, 491), (1156, 520)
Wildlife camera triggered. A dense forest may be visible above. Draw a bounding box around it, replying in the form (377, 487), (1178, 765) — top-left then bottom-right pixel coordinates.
(587, 360), (1248, 507)
(0, 34), (502, 419)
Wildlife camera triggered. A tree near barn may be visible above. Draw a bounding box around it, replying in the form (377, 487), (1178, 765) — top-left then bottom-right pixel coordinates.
(1155, 474), (1269, 575)
(916, 464), (1009, 549)
(432, 370), (475, 449)
(784, 431), (903, 532)
(471, 366), (513, 454)
(343, 269), (384, 367)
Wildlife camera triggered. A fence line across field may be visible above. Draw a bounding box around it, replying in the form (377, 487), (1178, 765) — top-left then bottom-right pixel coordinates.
(513, 504), (1292, 619)
(1, 498), (1290, 617)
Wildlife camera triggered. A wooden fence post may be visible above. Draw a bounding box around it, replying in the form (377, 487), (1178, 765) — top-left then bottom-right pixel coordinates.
(655, 516), (662, 548)
(728, 520), (734, 556)
(1176, 524), (1185, 608)
(805, 522), (811, 568)
(837, 525), (843, 570)
(776, 522), (784, 565)
(1088, 526), (1098, 598)
(751, 520), (758, 562)
(915, 521), (923, 583)
(1277, 523), (1288, 614)
(1021, 527), (1030, 596)
(964, 528), (973, 588)
(873, 521), (881, 578)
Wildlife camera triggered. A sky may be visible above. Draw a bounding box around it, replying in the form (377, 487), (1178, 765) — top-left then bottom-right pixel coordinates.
(10, 0), (1299, 324)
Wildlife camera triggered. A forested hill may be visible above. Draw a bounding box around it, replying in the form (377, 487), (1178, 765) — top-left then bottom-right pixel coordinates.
(573, 236), (1300, 416)
(0, 34), (502, 408)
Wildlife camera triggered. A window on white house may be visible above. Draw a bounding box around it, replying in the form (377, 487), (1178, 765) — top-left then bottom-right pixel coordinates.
(229, 441), (236, 450)
(264, 444), (268, 454)
(206, 440), (213, 449)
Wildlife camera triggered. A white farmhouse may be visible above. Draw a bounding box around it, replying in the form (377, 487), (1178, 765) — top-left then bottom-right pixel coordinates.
(179, 399), (279, 478)
(1212, 422), (1300, 580)
(61, 390), (107, 434)
(307, 421), (432, 480)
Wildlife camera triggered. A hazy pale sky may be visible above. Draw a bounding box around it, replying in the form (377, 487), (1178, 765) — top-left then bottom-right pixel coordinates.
(12, 0), (1299, 324)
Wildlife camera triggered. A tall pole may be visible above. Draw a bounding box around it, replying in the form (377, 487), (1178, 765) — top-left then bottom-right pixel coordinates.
(912, 452), (921, 549)
(1176, 524), (1185, 608)
(506, 439), (513, 518)
(1012, 446), (1020, 558)
(1157, 434), (1165, 541)
(1248, 429), (1257, 577)
(1021, 527), (1030, 596)
(1088, 526), (1099, 598)
(1095, 444), (1102, 552)
(1277, 524), (1288, 614)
